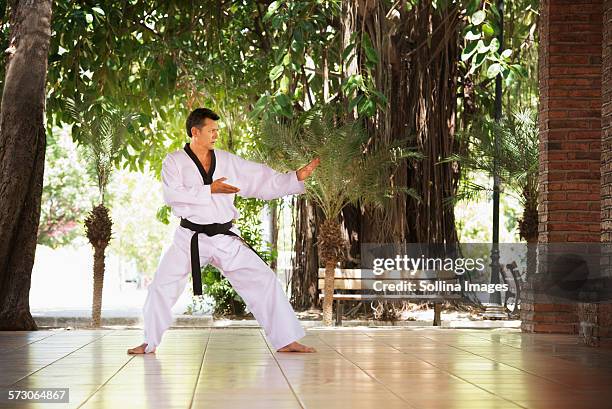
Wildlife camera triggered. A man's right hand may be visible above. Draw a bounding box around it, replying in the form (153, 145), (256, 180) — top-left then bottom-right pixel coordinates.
(211, 177), (240, 194)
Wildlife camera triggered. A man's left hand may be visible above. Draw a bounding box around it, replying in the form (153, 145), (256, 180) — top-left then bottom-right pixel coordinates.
(296, 158), (320, 181)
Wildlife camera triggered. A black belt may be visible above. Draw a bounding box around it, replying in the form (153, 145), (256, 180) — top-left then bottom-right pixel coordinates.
(180, 218), (265, 295)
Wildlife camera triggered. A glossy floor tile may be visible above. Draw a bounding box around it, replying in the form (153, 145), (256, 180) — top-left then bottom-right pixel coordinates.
(0, 328), (611, 408)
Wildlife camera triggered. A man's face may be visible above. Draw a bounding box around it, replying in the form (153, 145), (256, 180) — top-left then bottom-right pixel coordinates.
(191, 118), (219, 150)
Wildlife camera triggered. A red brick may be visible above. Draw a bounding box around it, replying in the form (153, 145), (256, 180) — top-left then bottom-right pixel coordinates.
(568, 130), (602, 139)
(560, 142), (592, 150)
(571, 152), (600, 160)
(546, 110), (569, 119)
(548, 202), (589, 211)
(549, 99), (597, 109)
(543, 192), (568, 201)
(549, 55), (591, 64)
(590, 119), (602, 129)
(545, 172), (570, 181)
(567, 233), (600, 241)
(549, 13), (592, 23)
(549, 3), (597, 14)
(549, 119), (591, 129)
(533, 303), (577, 312)
(546, 232), (570, 241)
(547, 212), (568, 221)
(552, 161), (590, 170)
(564, 182), (594, 190)
(567, 212), (601, 222)
(567, 193), (601, 201)
(568, 110), (602, 118)
(549, 44), (602, 55)
(544, 152), (568, 161)
(549, 66), (601, 75)
(568, 89), (602, 98)
(550, 24), (601, 34)
(523, 312), (579, 323)
(549, 222), (595, 232)
(565, 171), (598, 180)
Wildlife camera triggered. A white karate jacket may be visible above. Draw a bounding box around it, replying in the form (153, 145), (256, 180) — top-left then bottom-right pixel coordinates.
(161, 147), (305, 225)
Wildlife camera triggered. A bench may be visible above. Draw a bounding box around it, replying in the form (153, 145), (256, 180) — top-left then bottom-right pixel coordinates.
(318, 268), (463, 326)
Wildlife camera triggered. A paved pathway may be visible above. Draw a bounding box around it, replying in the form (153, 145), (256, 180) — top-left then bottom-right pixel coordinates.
(1, 328), (612, 408)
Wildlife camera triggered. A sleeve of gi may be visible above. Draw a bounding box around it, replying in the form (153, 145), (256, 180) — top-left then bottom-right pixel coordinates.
(229, 153), (305, 200)
(161, 154), (212, 206)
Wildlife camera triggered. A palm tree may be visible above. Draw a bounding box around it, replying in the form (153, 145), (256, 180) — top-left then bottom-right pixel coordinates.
(66, 99), (136, 327)
(256, 106), (420, 325)
(444, 109), (539, 277)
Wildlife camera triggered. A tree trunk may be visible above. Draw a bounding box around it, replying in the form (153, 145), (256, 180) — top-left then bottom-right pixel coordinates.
(0, 0), (52, 330)
(290, 197), (322, 310)
(406, 6), (460, 243)
(392, 2), (461, 244)
(322, 260), (336, 326)
(91, 246), (105, 327)
(341, 0), (460, 245)
(526, 238), (537, 283)
(520, 195), (539, 281)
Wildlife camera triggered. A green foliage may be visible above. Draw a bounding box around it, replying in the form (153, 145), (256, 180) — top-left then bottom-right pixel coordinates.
(459, 0), (539, 117)
(234, 196), (269, 258)
(38, 130), (97, 248)
(0, 0), (539, 175)
(0, 1), (255, 175)
(0, 0), (541, 253)
(156, 204), (172, 225)
(340, 32), (388, 117)
(249, 0), (342, 120)
(444, 109), (539, 210)
(460, 1), (532, 80)
(256, 105), (421, 220)
(249, 0), (389, 121)
(201, 266), (245, 316)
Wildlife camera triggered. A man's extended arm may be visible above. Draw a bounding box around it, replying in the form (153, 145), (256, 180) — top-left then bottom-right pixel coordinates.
(228, 154), (319, 200)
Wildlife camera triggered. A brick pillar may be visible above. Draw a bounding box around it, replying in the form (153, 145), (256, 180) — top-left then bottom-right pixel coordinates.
(593, 0), (612, 347)
(578, 303), (612, 346)
(522, 0), (603, 335)
(602, 1), (612, 238)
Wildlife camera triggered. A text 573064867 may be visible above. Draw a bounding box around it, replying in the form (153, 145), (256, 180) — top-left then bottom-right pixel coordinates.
(3, 388), (69, 403)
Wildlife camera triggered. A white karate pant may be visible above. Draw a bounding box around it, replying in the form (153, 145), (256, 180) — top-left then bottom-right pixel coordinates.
(142, 225), (305, 352)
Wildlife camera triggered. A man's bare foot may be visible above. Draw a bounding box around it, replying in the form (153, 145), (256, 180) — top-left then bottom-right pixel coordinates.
(127, 343), (155, 354)
(277, 341), (317, 353)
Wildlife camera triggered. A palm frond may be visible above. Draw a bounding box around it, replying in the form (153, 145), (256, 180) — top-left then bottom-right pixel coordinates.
(451, 108), (539, 211)
(256, 105), (417, 220)
(443, 180), (491, 208)
(65, 99), (139, 203)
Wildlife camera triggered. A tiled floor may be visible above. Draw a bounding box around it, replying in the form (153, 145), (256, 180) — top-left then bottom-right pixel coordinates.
(1, 328), (612, 408)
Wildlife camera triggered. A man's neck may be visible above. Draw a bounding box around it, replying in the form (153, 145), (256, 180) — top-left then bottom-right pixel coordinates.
(190, 143), (211, 160)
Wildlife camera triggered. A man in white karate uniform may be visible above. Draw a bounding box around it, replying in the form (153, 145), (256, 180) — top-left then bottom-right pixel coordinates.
(128, 108), (319, 354)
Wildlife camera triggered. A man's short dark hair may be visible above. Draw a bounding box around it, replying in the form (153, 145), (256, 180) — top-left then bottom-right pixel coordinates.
(186, 108), (220, 137)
